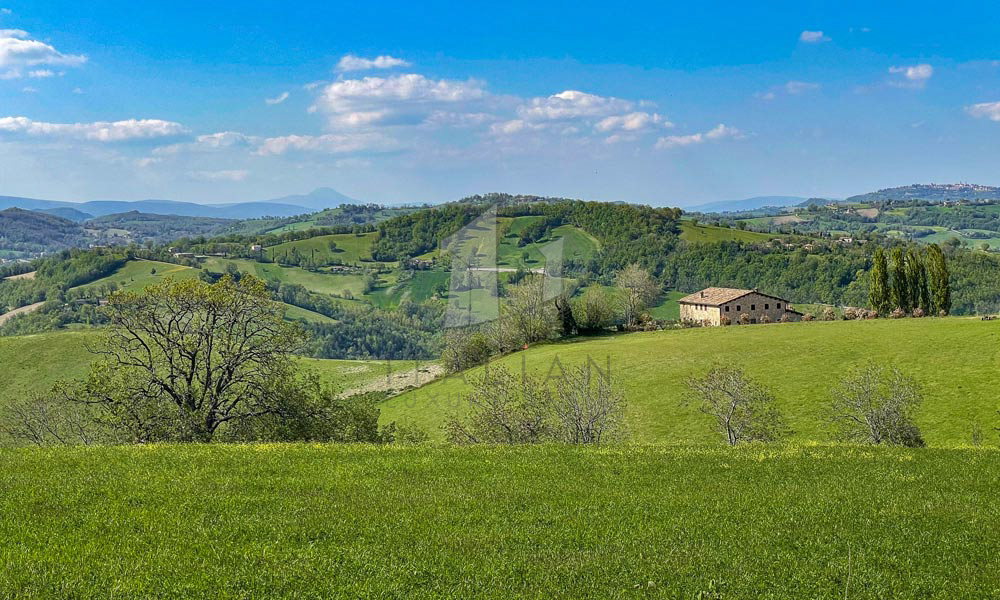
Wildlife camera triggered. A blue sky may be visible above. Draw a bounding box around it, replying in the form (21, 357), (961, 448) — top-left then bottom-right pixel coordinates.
(1, 1), (1000, 207)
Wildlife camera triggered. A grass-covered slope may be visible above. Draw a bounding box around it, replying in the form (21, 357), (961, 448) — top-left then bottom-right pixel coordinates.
(0, 331), (406, 403)
(267, 231), (380, 265)
(383, 318), (1000, 446)
(679, 220), (775, 243)
(1, 444), (998, 598)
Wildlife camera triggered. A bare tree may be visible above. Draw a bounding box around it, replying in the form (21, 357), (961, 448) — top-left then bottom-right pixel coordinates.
(829, 363), (924, 447)
(0, 392), (102, 446)
(615, 264), (659, 328)
(444, 366), (553, 444)
(446, 363), (627, 445)
(502, 275), (559, 345)
(550, 364), (626, 444)
(685, 367), (787, 445)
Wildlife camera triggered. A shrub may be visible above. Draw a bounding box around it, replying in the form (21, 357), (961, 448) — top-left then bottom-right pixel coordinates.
(843, 307), (860, 320)
(828, 363), (925, 447)
(802, 313), (814, 322)
(760, 314), (772, 324)
(685, 366), (788, 445)
(739, 312), (751, 325)
(720, 315), (732, 326)
(779, 313), (791, 323)
(822, 307), (836, 321)
(890, 307), (906, 319)
(441, 328), (493, 374)
(912, 307), (925, 318)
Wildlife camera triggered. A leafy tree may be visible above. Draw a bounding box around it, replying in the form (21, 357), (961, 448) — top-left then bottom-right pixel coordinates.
(829, 363), (925, 447)
(685, 366), (787, 445)
(615, 263), (659, 328)
(925, 243), (951, 315)
(65, 276), (306, 442)
(890, 247), (910, 312)
(868, 247), (891, 314)
(502, 275), (559, 345)
(573, 286), (617, 332)
(906, 247), (929, 313)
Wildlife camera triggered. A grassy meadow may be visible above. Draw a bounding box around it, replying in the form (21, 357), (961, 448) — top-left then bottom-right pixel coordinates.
(679, 221), (774, 244)
(1, 444), (998, 598)
(267, 231), (381, 265)
(383, 317), (1000, 446)
(0, 331), (407, 403)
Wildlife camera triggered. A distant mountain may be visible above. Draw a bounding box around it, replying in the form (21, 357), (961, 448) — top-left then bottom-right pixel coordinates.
(262, 187), (359, 211)
(0, 196), (308, 219)
(39, 207), (94, 222)
(0, 208), (89, 256)
(686, 196), (811, 214)
(845, 183), (1000, 204)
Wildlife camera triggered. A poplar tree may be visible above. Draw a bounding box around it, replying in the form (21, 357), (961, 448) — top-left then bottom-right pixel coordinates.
(926, 244), (951, 315)
(868, 247), (891, 315)
(890, 247), (909, 312)
(906, 247), (929, 313)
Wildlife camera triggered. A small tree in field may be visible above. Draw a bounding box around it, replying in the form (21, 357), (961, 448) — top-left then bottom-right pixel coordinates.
(829, 363), (925, 447)
(615, 264), (659, 328)
(685, 367), (787, 446)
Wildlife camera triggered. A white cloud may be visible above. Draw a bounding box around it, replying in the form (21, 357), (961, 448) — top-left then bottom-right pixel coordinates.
(655, 124), (743, 149)
(256, 132), (395, 155)
(190, 169), (249, 182)
(595, 111), (672, 132)
(336, 54), (411, 72)
(20, 85), (34, 93)
(0, 29), (86, 78)
(314, 73), (486, 128)
(153, 131), (256, 155)
(27, 69), (55, 78)
(889, 64), (933, 88)
(0, 116), (187, 141)
(265, 91), (289, 105)
(799, 30), (830, 43)
(518, 90), (633, 122)
(966, 101), (1000, 122)
(0, 8), (11, 15)
(489, 119), (542, 135)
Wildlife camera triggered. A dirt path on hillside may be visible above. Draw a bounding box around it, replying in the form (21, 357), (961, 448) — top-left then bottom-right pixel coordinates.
(341, 363), (445, 397)
(0, 301), (44, 326)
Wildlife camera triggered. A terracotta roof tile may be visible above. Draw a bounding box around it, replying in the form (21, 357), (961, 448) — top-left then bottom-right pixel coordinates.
(677, 287), (754, 306)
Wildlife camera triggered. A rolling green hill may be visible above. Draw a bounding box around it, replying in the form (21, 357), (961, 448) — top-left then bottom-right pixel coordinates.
(0, 330), (411, 403)
(679, 220), (774, 243)
(267, 232), (380, 265)
(382, 317), (1000, 446)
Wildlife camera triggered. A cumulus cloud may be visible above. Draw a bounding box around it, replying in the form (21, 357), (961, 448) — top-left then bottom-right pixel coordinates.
(594, 111), (672, 133)
(265, 91), (289, 105)
(757, 80), (821, 100)
(889, 64), (933, 88)
(190, 169), (249, 182)
(256, 132), (396, 155)
(655, 124), (743, 150)
(0, 29), (86, 78)
(799, 30), (830, 43)
(154, 131), (256, 155)
(313, 73), (486, 128)
(0, 116), (187, 141)
(518, 90), (633, 122)
(336, 54), (410, 72)
(966, 101), (1000, 121)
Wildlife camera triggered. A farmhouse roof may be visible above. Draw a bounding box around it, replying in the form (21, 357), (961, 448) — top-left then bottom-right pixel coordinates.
(678, 287), (754, 306)
(678, 287), (794, 307)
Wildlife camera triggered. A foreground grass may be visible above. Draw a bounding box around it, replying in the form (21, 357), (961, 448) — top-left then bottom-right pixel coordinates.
(384, 318), (1000, 446)
(0, 444), (998, 598)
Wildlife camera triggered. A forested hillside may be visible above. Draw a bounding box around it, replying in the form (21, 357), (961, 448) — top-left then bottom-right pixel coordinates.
(0, 209), (89, 258)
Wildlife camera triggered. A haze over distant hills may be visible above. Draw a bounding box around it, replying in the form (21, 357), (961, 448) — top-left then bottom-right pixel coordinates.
(685, 196), (814, 214)
(0, 187), (362, 220)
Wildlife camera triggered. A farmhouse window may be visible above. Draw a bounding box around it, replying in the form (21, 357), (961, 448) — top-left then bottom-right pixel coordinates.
(736, 305), (741, 311)
(725, 306), (730, 312)
(751, 304), (756, 310)
(765, 303), (769, 309)
(777, 303), (782, 309)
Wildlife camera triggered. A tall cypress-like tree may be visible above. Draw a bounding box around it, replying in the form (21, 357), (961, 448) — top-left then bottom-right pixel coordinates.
(868, 247), (891, 315)
(926, 244), (951, 315)
(890, 247), (910, 312)
(906, 247), (929, 313)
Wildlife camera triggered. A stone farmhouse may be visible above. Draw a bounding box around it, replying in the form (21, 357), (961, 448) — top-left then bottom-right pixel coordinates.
(678, 287), (803, 326)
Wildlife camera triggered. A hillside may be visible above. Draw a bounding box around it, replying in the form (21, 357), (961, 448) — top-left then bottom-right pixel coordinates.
(384, 318), (1000, 446)
(0, 208), (89, 258)
(847, 183), (1000, 204)
(0, 330), (414, 403)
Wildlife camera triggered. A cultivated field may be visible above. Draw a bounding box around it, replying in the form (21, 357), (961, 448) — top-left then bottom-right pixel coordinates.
(0, 444), (997, 598)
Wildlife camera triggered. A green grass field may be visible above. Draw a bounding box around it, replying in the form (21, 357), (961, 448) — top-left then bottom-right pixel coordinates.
(267, 232), (380, 265)
(648, 290), (685, 320)
(383, 317), (1000, 446)
(1, 444), (998, 598)
(679, 221), (775, 244)
(0, 331), (400, 403)
(74, 259), (202, 291)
